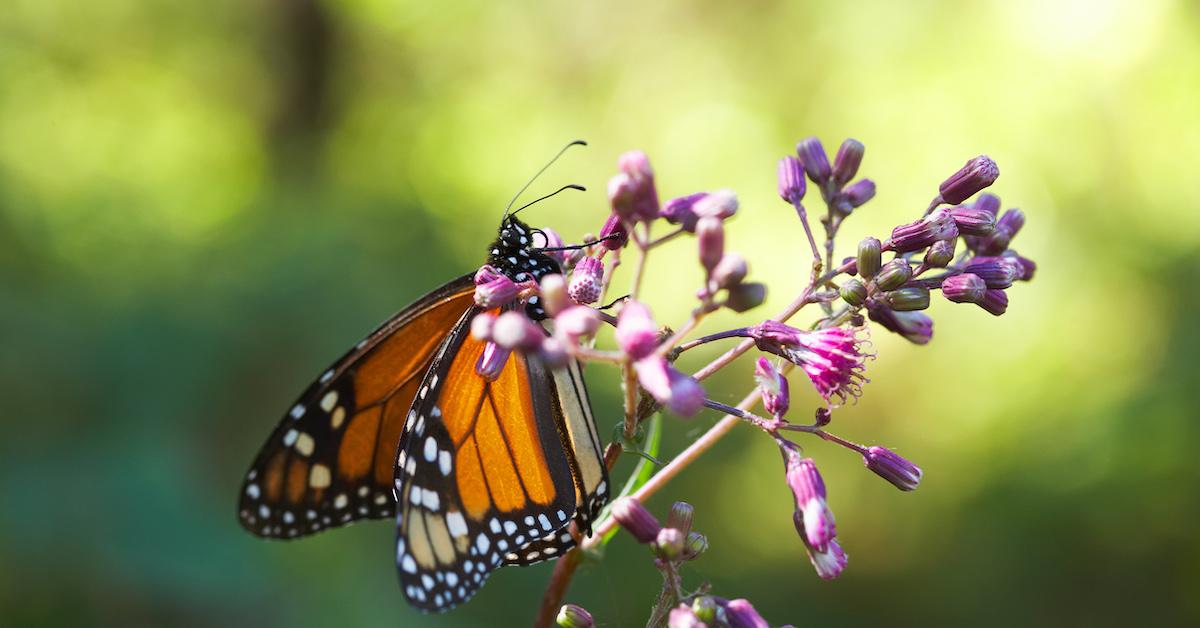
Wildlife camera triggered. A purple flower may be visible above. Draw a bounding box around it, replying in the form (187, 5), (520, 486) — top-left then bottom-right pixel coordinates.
(598, 212), (629, 250)
(832, 138), (865, 186)
(785, 451), (836, 549)
(778, 155), (807, 204)
(868, 305), (934, 345)
(693, 189), (739, 220)
(611, 496), (661, 544)
(938, 155), (999, 205)
(863, 446), (922, 491)
(568, 256), (604, 305)
(473, 264), (503, 285)
(722, 599), (769, 628)
(660, 192), (708, 232)
(839, 178), (876, 210)
(475, 341), (511, 381)
(940, 273), (986, 304)
(474, 274), (521, 308)
(886, 208), (959, 253)
(979, 288), (1009, 316)
(1004, 251), (1037, 281)
(973, 192), (1001, 215)
(975, 208), (1027, 255)
(750, 321), (868, 405)
(950, 206), (997, 237)
(754, 357), (789, 419)
(635, 356), (705, 416)
(696, 216), (725, 273)
(615, 300), (659, 360)
(796, 136), (832, 186)
(804, 536), (848, 580)
(963, 256), (1019, 289)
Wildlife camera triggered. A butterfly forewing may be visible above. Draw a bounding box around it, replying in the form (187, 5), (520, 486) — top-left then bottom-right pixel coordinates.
(238, 275), (475, 539)
(393, 308), (579, 611)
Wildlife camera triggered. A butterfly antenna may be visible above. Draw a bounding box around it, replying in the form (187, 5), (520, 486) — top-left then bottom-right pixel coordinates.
(510, 184), (586, 218)
(504, 140), (587, 218)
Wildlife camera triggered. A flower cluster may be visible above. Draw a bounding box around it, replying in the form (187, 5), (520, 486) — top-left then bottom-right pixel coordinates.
(475, 138), (1036, 627)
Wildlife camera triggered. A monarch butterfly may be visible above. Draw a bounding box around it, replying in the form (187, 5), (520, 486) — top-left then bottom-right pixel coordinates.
(237, 146), (610, 612)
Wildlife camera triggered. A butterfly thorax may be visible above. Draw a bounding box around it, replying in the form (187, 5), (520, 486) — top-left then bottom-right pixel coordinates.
(487, 215), (562, 319)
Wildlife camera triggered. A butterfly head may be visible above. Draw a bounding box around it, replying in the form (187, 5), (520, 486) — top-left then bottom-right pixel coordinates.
(488, 215), (562, 319)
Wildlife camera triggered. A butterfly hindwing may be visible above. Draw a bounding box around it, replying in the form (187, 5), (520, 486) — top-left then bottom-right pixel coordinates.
(394, 308), (578, 611)
(237, 275), (475, 539)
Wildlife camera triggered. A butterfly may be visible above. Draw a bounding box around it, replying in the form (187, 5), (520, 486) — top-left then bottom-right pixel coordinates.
(237, 176), (610, 612)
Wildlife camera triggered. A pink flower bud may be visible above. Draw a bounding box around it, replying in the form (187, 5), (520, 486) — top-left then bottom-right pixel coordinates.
(723, 599), (769, 628)
(938, 155), (999, 205)
(615, 300), (658, 360)
(963, 256), (1019, 289)
(863, 446), (922, 491)
(608, 172), (637, 222)
(696, 216), (724, 274)
(538, 274), (569, 316)
(804, 535), (848, 580)
(785, 452), (836, 549)
(634, 356), (705, 416)
(754, 357), (789, 419)
(711, 253), (748, 289)
(692, 189), (738, 220)
(660, 192), (707, 232)
(778, 155), (807, 204)
(950, 206), (997, 237)
(978, 288), (1009, 316)
(475, 342), (511, 381)
(474, 275), (520, 308)
(668, 604), (706, 628)
(796, 136), (832, 185)
(940, 273), (986, 304)
(473, 264), (502, 285)
(491, 311), (543, 351)
(568, 256), (604, 305)
(554, 305), (600, 343)
(537, 336), (570, 370)
(470, 312), (496, 340)
(886, 208), (959, 253)
(840, 179), (876, 209)
(617, 150), (660, 222)
(598, 213), (628, 250)
(832, 138), (865, 186)
(611, 496), (661, 544)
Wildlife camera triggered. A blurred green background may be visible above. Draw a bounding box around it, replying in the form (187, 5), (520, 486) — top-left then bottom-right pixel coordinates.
(3, 0), (1198, 625)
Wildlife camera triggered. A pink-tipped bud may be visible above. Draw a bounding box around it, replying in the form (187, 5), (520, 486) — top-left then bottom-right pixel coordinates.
(612, 496), (661, 544)
(711, 253), (748, 289)
(963, 256), (1019, 289)
(554, 305), (600, 343)
(660, 192), (707, 232)
(863, 446), (922, 491)
(950, 206), (997, 237)
(616, 300), (658, 360)
(634, 356), (705, 416)
(475, 275), (521, 309)
(723, 599), (769, 628)
(668, 605), (706, 628)
(696, 216), (725, 274)
(938, 155), (999, 205)
(608, 173), (637, 222)
(693, 189), (738, 220)
(940, 273), (986, 303)
(804, 535), (848, 580)
(832, 138), (865, 186)
(556, 604), (594, 628)
(654, 527), (686, 559)
(598, 213), (629, 250)
(978, 288), (1009, 316)
(473, 264), (503, 285)
(475, 342), (512, 381)
(886, 208), (959, 253)
(754, 357), (789, 419)
(491, 311), (544, 351)
(796, 136), (832, 185)
(568, 257), (604, 305)
(539, 274), (569, 316)
(778, 155), (807, 204)
(785, 451), (836, 549)
(618, 150), (660, 223)
(470, 312), (496, 340)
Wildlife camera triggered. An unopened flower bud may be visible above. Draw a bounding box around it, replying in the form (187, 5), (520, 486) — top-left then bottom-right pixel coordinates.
(491, 311), (544, 351)
(887, 208), (959, 253)
(612, 496), (661, 544)
(973, 192), (1001, 215)
(940, 273), (986, 303)
(668, 605), (705, 628)
(684, 531), (708, 559)
(863, 446), (922, 491)
(538, 274), (569, 316)
(979, 288), (1008, 316)
(556, 604), (594, 628)
(607, 173), (636, 222)
(667, 501), (695, 537)
(963, 256), (1018, 289)
(470, 312), (496, 340)
(696, 216), (725, 273)
(475, 275), (520, 308)
(616, 300), (658, 360)
(554, 305), (600, 343)
(785, 451), (836, 549)
(723, 599), (769, 628)
(805, 536), (848, 580)
(950, 206), (996, 237)
(711, 253), (748, 289)
(938, 155), (999, 205)
(872, 259), (912, 291)
(598, 213), (628, 250)
(693, 189), (738, 220)
(841, 256), (858, 276)
(660, 192), (707, 232)
(997, 207), (1025, 237)
(475, 342), (512, 381)
(1003, 251), (1037, 281)
(778, 155), (807, 204)
(857, 237), (882, 279)
(832, 138), (865, 186)
(881, 286), (930, 311)
(755, 357), (790, 419)
(474, 264), (503, 285)
(841, 179), (876, 209)
(725, 282), (767, 312)
(839, 278), (868, 307)
(796, 136), (832, 185)
(868, 305), (933, 345)
(567, 257), (603, 305)
(814, 407), (831, 427)
(635, 357), (705, 416)
(618, 150), (660, 222)
(654, 527), (686, 559)
(691, 597), (718, 624)
(924, 239), (956, 268)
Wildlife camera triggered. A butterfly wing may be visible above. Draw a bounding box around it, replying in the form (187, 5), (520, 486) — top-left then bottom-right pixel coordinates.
(502, 358), (610, 566)
(393, 308), (583, 611)
(237, 274), (475, 539)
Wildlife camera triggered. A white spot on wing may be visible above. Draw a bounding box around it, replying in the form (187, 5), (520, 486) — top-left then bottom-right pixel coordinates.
(424, 437), (437, 462)
(438, 450), (452, 475)
(320, 391), (338, 412)
(447, 511), (468, 537)
(289, 404), (305, 419)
